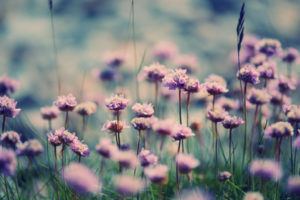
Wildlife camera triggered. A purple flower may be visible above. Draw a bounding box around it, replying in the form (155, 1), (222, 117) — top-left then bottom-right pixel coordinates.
(247, 88), (271, 105)
(222, 115), (244, 129)
(71, 140), (90, 157)
(55, 127), (78, 145)
(216, 97), (239, 111)
(63, 162), (101, 195)
(132, 103), (154, 117)
(257, 60), (277, 79)
(0, 147), (17, 176)
(172, 124), (195, 141)
(177, 188), (216, 200)
(278, 75), (296, 94)
(105, 94), (129, 111)
(0, 74), (19, 96)
(282, 48), (299, 64)
(54, 94), (77, 112)
(207, 107), (228, 123)
(264, 122), (293, 138)
(270, 90), (291, 106)
(47, 132), (62, 146)
(144, 164), (169, 184)
(40, 106), (60, 120)
(285, 106), (300, 124)
(138, 63), (168, 82)
(131, 117), (151, 131)
(74, 102), (97, 116)
(151, 41), (178, 61)
(243, 192), (264, 200)
(152, 119), (175, 136)
(114, 175), (144, 196)
(138, 148), (158, 167)
(205, 74), (227, 86)
(293, 136), (300, 149)
(17, 139), (44, 157)
(201, 81), (228, 96)
(243, 35), (259, 53)
(250, 54), (267, 67)
(287, 176), (300, 195)
(249, 159), (282, 181)
(162, 69), (190, 90)
(184, 78), (200, 93)
(176, 153), (199, 174)
(255, 39), (282, 57)
(112, 150), (139, 169)
(1, 131), (21, 148)
(218, 171), (232, 182)
(103, 51), (126, 68)
(237, 64), (260, 84)
(95, 138), (118, 158)
(102, 120), (129, 133)
(97, 68), (118, 81)
(174, 54), (199, 73)
(0, 96), (21, 118)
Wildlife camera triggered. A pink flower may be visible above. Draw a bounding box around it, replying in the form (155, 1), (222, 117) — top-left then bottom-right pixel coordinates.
(40, 106), (60, 120)
(54, 94), (77, 112)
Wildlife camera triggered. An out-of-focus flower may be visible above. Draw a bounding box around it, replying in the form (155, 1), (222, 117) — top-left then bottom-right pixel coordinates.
(174, 188), (215, 200)
(293, 136), (300, 149)
(243, 192), (264, 200)
(114, 175), (144, 196)
(112, 150), (139, 168)
(0, 74), (19, 96)
(282, 48), (299, 64)
(151, 41), (178, 61)
(172, 124), (195, 141)
(247, 89), (271, 105)
(176, 153), (199, 174)
(278, 76), (296, 94)
(47, 132), (62, 147)
(102, 120), (129, 133)
(243, 35), (259, 53)
(54, 94), (77, 112)
(95, 138), (118, 158)
(132, 103), (154, 117)
(285, 105), (300, 124)
(55, 127), (78, 145)
(0, 96), (21, 118)
(93, 68), (118, 82)
(138, 63), (168, 82)
(222, 115), (244, 129)
(174, 54), (199, 73)
(190, 120), (202, 132)
(63, 162), (101, 195)
(71, 140), (90, 157)
(264, 122), (293, 138)
(237, 64), (260, 84)
(250, 54), (267, 67)
(74, 102), (97, 116)
(103, 51), (126, 68)
(184, 78), (200, 93)
(205, 74), (227, 86)
(218, 171), (232, 182)
(207, 107), (228, 123)
(287, 176), (300, 195)
(0, 147), (17, 176)
(200, 81), (228, 96)
(144, 164), (168, 184)
(283, 105), (300, 115)
(270, 90), (291, 106)
(40, 106), (60, 120)
(152, 119), (175, 136)
(162, 69), (190, 90)
(216, 97), (239, 111)
(1, 131), (21, 148)
(255, 39), (282, 57)
(105, 94), (129, 111)
(138, 148), (158, 167)
(257, 61), (277, 80)
(131, 117), (151, 131)
(17, 139), (44, 157)
(249, 159), (282, 181)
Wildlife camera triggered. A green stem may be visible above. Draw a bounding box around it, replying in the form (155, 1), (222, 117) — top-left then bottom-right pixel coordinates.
(64, 111), (68, 129)
(178, 89), (182, 125)
(4, 176), (10, 200)
(242, 82), (248, 168)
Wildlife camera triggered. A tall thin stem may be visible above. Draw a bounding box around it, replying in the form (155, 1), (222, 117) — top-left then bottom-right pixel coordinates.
(178, 89), (182, 125)
(4, 176), (10, 200)
(64, 111), (69, 129)
(229, 128), (233, 172)
(215, 122), (219, 174)
(2, 116), (5, 133)
(186, 92), (191, 153)
(242, 82), (248, 167)
(155, 80), (159, 112)
(54, 146), (59, 200)
(290, 135), (294, 174)
(176, 139), (181, 197)
(48, 119), (52, 131)
(116, 111), (121, 148)
(136, 130), (141, 155)
(249, 104), (259, 161)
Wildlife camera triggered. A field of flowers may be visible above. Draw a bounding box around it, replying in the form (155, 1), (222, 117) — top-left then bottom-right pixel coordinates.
(1, 0), (300, 199)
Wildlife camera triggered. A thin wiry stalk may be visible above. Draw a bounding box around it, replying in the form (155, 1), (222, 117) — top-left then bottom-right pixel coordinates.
(229, 128), (233, 172)
(178, 89), (182, 125)
(242, 82), (248, 167)
(136, 130), (141, 155)
(131, 0), (139, 101)
(176, 139), (181, 198)
(249, 104), (259, 161)
(54, 146), (59, 200)
(155, 80), (159, 112)
(64, 111), (69, 129)
(186, 92), (191, 153)
(2, 116), (5, 133)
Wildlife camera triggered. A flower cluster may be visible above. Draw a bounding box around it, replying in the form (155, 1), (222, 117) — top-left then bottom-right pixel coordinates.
(74, 101), (97, 116)
(40, 106), (60, 120)
(0, 74), (19, 96)
(237, 64), (260, 84)
(139, 63), (168, 82)
(105, 94), (129, 111)
(264, 122), (294, 138)
(249, 159), (282, 181)
(54, 94), (77, 112)
(0, 96), (21, 118)
(162, 69), (190, 90)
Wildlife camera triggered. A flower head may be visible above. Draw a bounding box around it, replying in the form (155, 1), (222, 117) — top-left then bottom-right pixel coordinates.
(93, 68), (118, 82)
(105, 94), (129, 111)
(139, 63), (168, 82)
(162, 69), (190, 90)
(144, 164), (169, 184)
(207, 107), (228, 123)
(152, 119), (175, 136)
(237, 64), (260, 84)
(218, 171), (232, 182)
(243, 192), (264, 200)
(222, 115), (244, 129)
(54, 94), (77, 112)
(249, 159), (282, 181)
(201, 81), (228, 96)
(112, 150), (139, 169)
(103, 51), (126, 68)
(0, 96), (21, 118)
(287, 176), (300, 195)
(255, 39), (282, 57)
(257, 61), (277, 80)
(17, 139), (43, 157)
(47, 132), (62, 146)
(176, 153), (199, 174)
(95, 138), (118, 158)
(184, 78), (200, 93)
(285, 106), (300, 124)
(264, 122), (293, 138)
(282, 48), (298, 64)
(102, 120), (129, 133)
(250, 54), (267, 67)
(114, 175), (144, 196)
(247, 89), (271, 105)
(0, 147), (17, 176)
(270, 90), (291, 106)
(151, 41), (178, 61)
(0, 74), (19, 96)
(132, 103), (154, 117)
(1, 131), (21, 148)
(278, 75), (296, 94)
(216, 97), (239, 111)
(138, 148), (158, 167)
(71, 140), (90, 157)
(172, 124), (195, 141)
(174, 54), (199, 73)
(40, 106), (60, 120)
(55, 128), (78, 145)
(131, 117), (151, 131)
(74, 102), (97, 116)
(63, 162), (101, 195)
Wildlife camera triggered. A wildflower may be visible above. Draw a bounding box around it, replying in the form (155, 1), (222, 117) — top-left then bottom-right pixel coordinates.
(40, 106), (60, 120)
(17, 139), (44, 157)
(63, 162), (101, 195)
(247, 89), (271, 105)
(218, 171), (232, 182)
(205, 74), (227, 86)
(243, 35), (259, 53)
(264, 122), (293, 138)
(131, 117), (151, 131)
(55, 127), (78, 145)
(184, 78), (200, 93)
(138, 148), (158, 167)
(0, 96), (21, 118)
(47, 132), (62, 146)
(54, 94), (77, 112)
(237, 64), (260, 84)
(132, 103), (154, 117)
(103, 51), (126, 68)
(255, 39), (282, 57)
(102, 120), (129, 133)
(151, 41), (178, 61)
(216, 97), (239, 111)
(201, 81), (228, 96)
(249, 159), (282, 181)
(112, 150), (139, 168)
(71, 140), (90, 157)
(138, 63), (168, 82)
(105, 94), (129, 111)
(207, 107), (228, 123)
(190, 120), (202, 132)
(174, 54), (199, 73)
(172, 125), (195, 141)
(144, 164), (169, 184)
(95, 138), (118, 158)
(293, 136), (300, 149)
(285, 106), (300, 124)
(152, 119), (175, 136)
(250, 54), (267, 67)
(222, 115), (244, 129)
(93, 68), (118, 81)
(1, 131), (21, 148)
(257, 61), (277, 80)
(287, 176), (300, 195)
(0, 74), (19, 96)
(114, 175), (144, 196)
(278, 76), (296, 94)
(162, 69), (190, 90)
(243, 192), (264, 200)
(282, 48), (299, 64)
(270, 90), (291, 106)
(175, 188), (216, 200)
(176, 153), (199, 174)
(74, 101), (97, 116)
(0, 147), (17, 176)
